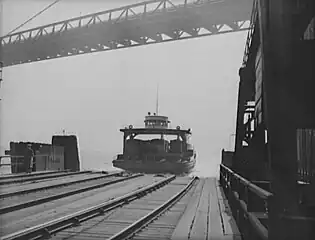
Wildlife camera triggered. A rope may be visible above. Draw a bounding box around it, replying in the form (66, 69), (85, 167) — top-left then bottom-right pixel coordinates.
(3, 0), (62, 37)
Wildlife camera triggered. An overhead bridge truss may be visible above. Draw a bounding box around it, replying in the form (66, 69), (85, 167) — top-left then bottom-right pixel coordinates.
(0, 0), (253, 67)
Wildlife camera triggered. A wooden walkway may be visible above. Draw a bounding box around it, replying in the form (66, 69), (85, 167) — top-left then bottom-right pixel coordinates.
(0, 175), (241, 240)
(171, 177), (241, 240)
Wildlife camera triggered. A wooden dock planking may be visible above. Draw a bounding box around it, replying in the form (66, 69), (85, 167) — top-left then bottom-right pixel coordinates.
(0, 175), (159, 236)
(0, 175), (120, 208)
(215, 180), (227, 201)
(170, 178), (205, 240)
(134, 212), (183, 240)
(133, 177), (200, 240)
(53, 232), (113, 240)
(215, 179), (242, 240)
(1, 176), (241, 240)
(50, 177), (193, 240)
(189, 178), (210, 240)
(0, 172), (104, 194)
(171, 178), (241, 240)
(208, 178), (225, 240)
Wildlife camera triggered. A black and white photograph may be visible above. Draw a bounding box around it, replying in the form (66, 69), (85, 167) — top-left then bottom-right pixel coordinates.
(0, 0), (314, 239)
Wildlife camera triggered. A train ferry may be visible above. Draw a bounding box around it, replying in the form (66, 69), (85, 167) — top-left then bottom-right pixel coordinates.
(112, 112), (197, 175)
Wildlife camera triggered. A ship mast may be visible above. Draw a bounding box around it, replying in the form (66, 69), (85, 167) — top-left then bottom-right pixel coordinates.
(156, 83), (159, 115)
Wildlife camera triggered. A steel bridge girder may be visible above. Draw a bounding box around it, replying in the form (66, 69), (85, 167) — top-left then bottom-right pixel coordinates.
(1, 0), (253, 66)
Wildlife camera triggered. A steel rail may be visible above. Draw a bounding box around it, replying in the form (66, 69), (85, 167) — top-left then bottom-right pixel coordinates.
(0, 173), (143, 215)
(0, 171), (124, 199)
(107, 176), (198, 240)
(0, 170), (69, 180)
(0, 174), (176, 240)
(0, 170), (92, 185)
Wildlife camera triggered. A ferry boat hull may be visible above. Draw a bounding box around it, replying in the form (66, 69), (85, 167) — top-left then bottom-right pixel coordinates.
(113, 157), (196, 175)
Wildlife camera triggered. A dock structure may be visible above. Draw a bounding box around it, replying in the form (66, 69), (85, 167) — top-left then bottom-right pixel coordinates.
(0, 171), (240, 240)
(171, 178), (241, 240)
(228, 0), (315, 239)
(0, 0), (314, 239)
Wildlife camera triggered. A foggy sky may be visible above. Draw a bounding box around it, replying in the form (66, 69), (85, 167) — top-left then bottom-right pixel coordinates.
(0, 0), (246, 177)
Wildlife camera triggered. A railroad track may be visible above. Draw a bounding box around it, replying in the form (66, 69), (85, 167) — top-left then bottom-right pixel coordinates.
(0, 173), (143, 215)
(0, 171), (125, 198)
(0, 170), (69, 180)
(0, 175), (199, 240)
(0, 171), (93, 185)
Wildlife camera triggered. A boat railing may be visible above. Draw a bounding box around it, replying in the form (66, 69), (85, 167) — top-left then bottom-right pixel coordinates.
(219, 164), (273, 240)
